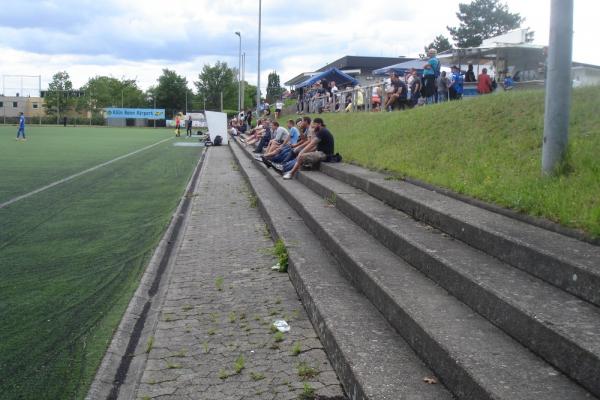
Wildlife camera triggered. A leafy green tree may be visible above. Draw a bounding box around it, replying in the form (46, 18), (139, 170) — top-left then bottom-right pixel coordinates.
(447, 0), (523, 48)
(426, 35), (453, 53)
(243, 83), (257, 110)
(44, 71), (75, 115)
(266, 71), (284, 103)
(153, 69), (193, 118)
(79, 76), (146, 116)
(194, 62), (237, 111)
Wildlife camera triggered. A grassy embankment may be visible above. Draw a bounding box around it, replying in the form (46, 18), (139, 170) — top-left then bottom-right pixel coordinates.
(294, 87), (600, 238)
(0, 127), (201, 399)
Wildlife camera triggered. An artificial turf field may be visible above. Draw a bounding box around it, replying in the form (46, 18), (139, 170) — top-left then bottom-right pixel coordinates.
(0, 126), (202, 399)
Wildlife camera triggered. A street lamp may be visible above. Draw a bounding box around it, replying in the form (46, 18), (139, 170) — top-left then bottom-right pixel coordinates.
(256, 0), (262, 118)
(235, 31), (242, 114)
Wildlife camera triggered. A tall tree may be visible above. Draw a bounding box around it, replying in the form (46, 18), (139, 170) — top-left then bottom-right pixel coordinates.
(266, 71), (284, 103)
(243, 83), (257, 110)
(79, 76), (146, 115)
(447, 0), (523, 48)
(194, 62), (237, 111)
(44, 71), (75, 115)
(426, 35), (453, 53)
(153, 69), (193, 118)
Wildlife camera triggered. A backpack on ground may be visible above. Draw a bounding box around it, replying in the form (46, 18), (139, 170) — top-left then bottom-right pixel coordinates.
(326, 153), (343, 163)
(213, 135), (223, 146)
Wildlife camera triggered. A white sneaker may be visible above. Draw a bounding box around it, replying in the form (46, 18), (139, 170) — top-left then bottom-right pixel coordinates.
(283, 172), (292, 180)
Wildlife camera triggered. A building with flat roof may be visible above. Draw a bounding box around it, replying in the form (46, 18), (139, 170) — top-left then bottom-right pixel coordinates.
(0, 95), (45, 121)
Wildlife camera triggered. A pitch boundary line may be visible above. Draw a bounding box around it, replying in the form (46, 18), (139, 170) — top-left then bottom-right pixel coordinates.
(0, 137), (173, 209)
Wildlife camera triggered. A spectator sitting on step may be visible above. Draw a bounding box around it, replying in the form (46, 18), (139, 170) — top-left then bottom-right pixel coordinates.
(245, 119), (269, 146)
(262, 119), (300, 160)
(252, 119), (273, 154)
(283, 117), (334, 180)
(264, 121), (290, 154)
(264, 117), (310, 170)
(240, 118), (263, 143)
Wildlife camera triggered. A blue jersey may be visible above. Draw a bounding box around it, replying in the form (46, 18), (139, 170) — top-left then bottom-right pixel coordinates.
(19, 115), (25, 128)
(452, 73), (464, 94)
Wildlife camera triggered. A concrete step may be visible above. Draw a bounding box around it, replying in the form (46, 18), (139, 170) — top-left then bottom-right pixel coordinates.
(319, 163), (600, 308)
(297, 169), (600, 397)
(233, 141), (593, 400)
(229, 142), (454, 400)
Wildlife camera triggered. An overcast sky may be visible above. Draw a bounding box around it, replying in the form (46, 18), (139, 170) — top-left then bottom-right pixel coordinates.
(0, 0), (597, 95)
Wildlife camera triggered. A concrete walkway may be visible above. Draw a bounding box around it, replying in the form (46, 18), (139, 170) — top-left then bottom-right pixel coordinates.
(134, 147), (345, 400)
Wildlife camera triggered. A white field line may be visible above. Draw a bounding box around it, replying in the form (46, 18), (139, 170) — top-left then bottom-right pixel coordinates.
(0, 137), (173, 209)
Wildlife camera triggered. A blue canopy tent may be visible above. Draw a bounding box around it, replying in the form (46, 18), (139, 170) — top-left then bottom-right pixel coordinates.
(372, 59), (426, 76)
(296, 68), (359, 89)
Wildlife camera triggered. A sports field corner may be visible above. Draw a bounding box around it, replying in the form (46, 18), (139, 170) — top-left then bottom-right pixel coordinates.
(0, 125), (203, 399)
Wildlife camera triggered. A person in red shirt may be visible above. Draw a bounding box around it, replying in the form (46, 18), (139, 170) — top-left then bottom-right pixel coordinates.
(477, 68), (493, 94)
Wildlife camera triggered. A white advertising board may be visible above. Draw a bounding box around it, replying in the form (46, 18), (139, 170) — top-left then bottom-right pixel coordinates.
(204, 111), (229, 145)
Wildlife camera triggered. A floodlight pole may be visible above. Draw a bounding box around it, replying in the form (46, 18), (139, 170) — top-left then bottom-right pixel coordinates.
(542, 0), (574, 176)
(256, 0), (262, 117)
(235, 31), (242, 114)
(153, 96), (156, 128)
(242, 52), (246, 110)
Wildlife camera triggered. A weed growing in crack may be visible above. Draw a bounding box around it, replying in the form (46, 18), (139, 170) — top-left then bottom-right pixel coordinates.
(215, 276), (224, 291)
(145, 336), (154, 354)
(291, 342), (301, 356)
(234, 355), (245, 374)
(297, 362), (319, 380)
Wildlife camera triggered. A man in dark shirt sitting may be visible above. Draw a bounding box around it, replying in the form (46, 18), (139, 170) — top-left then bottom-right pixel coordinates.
(283, 117), (333, 180)
(384, 73), (408, 111)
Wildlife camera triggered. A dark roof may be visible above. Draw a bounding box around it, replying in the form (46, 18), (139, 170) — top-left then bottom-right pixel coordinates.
(316, 56), (415, 73)
(573, 61), (600, 69)
(284, 72), (319, 86)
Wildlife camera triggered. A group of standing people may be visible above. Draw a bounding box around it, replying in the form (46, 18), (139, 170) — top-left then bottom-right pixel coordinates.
(174, 113), (194, 137)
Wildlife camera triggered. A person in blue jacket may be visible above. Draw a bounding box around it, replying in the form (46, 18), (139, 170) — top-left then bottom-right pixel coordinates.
(449, 66), (464, 100)
(16, 112), (26, 141)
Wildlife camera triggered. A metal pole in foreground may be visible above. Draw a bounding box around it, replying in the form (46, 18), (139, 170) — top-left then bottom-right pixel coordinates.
(256, 0), (262, 118)
(542, 0), (574, 176)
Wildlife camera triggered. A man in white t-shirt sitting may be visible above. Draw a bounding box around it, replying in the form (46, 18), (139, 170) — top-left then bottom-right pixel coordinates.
(262, 121), (289, 156)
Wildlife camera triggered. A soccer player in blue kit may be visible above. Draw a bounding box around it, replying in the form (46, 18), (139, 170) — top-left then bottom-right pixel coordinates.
(16, 112), (26, 141)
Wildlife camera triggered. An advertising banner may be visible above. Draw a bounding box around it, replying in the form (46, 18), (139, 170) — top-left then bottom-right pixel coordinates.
(105, 108), (165, 120)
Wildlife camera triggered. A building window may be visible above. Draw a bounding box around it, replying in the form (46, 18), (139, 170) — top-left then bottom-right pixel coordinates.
(0, 101), (3, 108)
(32, 103), (39, 109)
(13, 102), (18, 107)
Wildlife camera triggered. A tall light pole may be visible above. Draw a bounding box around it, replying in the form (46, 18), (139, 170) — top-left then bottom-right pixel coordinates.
(256, 0), (262, 118)
(235, 31), (242, 114)
(242, 52), (246, 110)
(542, 0), (574, 176)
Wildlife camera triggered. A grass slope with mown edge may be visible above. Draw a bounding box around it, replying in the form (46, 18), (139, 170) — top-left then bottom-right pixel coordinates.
(0, 127), (201, 399)
(298, 87), (600, 238)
